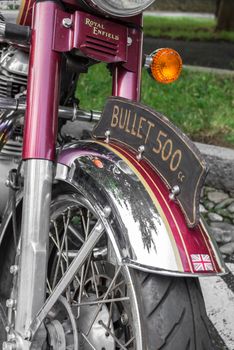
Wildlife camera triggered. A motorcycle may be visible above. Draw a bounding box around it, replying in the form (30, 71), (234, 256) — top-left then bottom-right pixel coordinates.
(0, 1), (227, 349)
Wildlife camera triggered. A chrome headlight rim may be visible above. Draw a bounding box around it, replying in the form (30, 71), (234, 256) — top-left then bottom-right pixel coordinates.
(84, 0), (155, 17)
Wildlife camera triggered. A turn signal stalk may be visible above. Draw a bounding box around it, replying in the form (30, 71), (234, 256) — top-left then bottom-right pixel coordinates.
(145, 48), (182, 84)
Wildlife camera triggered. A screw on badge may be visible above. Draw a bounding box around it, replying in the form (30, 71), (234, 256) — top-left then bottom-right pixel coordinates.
(5, 326), (10, 333)
(136, 145), (145, 161)
(127, 37), (133, 46)
(10, 265), (18, 275)
(105, 130), (110, 143)
(62, 18), (73, 29)
(102, 206), (111, 218)
(121, 312), (129, 325)
(6, 299), (16, 309)
(24, 330), (32, 341)
(169, 185), (180, 201)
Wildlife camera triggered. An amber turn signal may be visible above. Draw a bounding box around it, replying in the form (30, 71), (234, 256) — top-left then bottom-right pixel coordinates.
(145, 48), (182, 84)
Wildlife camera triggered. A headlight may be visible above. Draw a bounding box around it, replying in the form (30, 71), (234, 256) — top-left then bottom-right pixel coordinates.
(84, 0), (155, 17)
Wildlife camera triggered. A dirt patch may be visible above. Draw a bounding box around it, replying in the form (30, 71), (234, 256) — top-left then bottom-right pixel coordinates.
(191, 132), (234, 149)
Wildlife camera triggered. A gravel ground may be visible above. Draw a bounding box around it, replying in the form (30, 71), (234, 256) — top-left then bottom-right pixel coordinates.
(200, 263), (234, 350)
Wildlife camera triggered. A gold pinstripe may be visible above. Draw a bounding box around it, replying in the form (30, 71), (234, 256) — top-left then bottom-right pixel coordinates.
(17, 0), (32, 25)
(17, 0), (26, 24)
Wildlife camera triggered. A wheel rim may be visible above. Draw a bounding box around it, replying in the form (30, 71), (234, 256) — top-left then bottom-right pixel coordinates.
(45, 192), (142, 350)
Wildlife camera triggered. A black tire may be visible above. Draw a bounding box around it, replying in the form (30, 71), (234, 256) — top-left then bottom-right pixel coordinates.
(0, 186), (213, 350)
(133, 271), (213, 350)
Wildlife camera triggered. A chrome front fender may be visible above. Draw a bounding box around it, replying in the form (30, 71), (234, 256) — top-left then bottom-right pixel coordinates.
(57, 140), (226, 277)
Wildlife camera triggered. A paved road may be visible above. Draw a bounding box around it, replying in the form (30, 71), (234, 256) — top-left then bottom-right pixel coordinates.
(143, 37), (234, 70)
(200, 263), (234, 350)
(1, 9), (216, 22)
(144, 10), (215, 19)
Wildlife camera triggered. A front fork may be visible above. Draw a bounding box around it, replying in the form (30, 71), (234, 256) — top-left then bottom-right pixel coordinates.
(13, 0), (61, 342)
(9, 0), (143, 346)
(15, 160), (52, 337)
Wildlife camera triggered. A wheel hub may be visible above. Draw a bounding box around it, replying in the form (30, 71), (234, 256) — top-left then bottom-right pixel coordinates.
(77, 295), (115, 350)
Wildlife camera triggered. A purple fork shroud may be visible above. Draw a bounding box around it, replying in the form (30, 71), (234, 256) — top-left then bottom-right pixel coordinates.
(22, 1), (61, 160)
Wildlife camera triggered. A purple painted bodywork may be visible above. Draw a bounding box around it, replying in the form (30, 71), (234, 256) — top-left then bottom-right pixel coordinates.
(22, 1), (61, 160)
(58, 147), (110, 165)
(22, 4), (143, 159)
(54, 10), (128, 63)
(112, 25), (143, 101)
(53, 9), (143, 101)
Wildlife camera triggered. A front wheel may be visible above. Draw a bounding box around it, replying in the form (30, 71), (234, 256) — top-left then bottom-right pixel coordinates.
(0, 185), (212, 350)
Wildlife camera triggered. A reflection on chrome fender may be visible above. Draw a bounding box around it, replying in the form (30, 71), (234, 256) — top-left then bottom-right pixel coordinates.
(57, 140), (227, 277)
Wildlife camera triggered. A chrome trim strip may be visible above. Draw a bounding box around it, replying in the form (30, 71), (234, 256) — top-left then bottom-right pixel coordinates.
(123, 260), (228, 277)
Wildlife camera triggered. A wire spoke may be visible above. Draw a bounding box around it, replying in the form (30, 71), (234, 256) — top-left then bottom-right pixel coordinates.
(106, 291), (114, 332)
(47, 278), (52, 295)
(86, 265), (122, 336)
(68, 223), (84, 244)
(74, 297), (130, 307)
(124, 336), (135, 347)
(65, 230), (71, 303)
(81, 332), (98, 350)
(45, 202), (135, 349)
(91, 260), (99, 298)
(72, 210), (95, 308)
(52, 210), (71, 289)
(49, 233), (69, 265)
(109, 279), (125, 293)
(85, 210), (91, 238)
(76, 264), (85, 319)
(79, 209), (87, 238)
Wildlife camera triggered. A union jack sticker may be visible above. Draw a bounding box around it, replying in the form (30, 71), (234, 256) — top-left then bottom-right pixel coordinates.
(190, 254), (214, 272)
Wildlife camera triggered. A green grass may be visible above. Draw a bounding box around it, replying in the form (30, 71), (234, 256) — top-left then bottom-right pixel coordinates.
(143, 16), (234, 42)
(76, 64), (234, 148)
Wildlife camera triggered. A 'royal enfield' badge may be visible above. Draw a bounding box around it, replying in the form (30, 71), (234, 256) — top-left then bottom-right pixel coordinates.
(93, 97), (208, 227)
(85, 18), (120, 41)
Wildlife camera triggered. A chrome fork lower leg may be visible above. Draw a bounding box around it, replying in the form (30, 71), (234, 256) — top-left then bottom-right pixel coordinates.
(14, 159), (53, 340)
